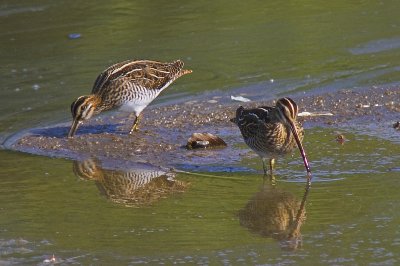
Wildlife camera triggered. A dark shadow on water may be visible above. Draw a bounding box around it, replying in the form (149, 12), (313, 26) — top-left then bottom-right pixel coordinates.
(238, 176), (311, 251)
(30, 123), (123, 138)
(72, 158), (189, 207)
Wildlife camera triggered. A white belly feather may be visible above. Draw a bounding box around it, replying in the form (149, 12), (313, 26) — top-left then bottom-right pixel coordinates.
(116, 80), (174, 116)
(118, 90), (161, 116)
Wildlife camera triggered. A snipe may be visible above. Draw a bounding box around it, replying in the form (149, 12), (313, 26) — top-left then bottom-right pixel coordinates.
(68, 59), (192, 137)
(232, 98), (311, 177)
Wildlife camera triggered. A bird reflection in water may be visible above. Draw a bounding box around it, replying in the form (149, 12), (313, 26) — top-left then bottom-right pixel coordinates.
(73, 159), (188, 207)
(238, 178), (311, 250)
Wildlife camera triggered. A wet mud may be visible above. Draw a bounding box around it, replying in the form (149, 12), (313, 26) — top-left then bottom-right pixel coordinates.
(3, 86), (399, 170)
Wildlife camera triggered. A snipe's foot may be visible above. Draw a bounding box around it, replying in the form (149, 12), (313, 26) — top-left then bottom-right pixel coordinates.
(129, 125), (139, 135)
(129, 114), (141, 134)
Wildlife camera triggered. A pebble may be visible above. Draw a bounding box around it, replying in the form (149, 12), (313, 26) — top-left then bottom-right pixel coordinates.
(32, 84), (40, 90)
(231, 95), (251, 102)
(186, 132), (227, 149)
(335, 134), (346, 145)
(68, 33), (81, 39)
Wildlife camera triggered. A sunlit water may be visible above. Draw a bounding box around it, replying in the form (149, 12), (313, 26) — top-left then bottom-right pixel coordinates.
(1, 1), (400, 265)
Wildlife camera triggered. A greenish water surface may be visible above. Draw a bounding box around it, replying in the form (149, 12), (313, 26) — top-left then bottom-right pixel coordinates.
(1, 1), (400, 265)
(1, 130), (400, 264)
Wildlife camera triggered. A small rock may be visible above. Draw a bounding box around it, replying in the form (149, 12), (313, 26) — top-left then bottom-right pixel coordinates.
(43, 254), (59, 264)
(32, 84), (40, 91)
(231, 95), (251, 102)
(192, 140), (210, 148)
(335, 134), (346, 145)
(68, 33), (81, 39)
(186, 133), (227, 149)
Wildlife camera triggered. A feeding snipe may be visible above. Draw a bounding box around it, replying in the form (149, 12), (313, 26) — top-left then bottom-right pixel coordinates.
(232, 98), (311, 177)
(68, 59), (192, 137)
(73, 159), (187, 206)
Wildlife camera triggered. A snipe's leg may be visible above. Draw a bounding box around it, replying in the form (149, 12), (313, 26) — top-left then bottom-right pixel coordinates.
(269, 158), (275, 175)
(269, 158), (276, 186)
(262, 158), (269, 176)
(129, 114), (142, 134)
(262, 158), (276, 176)
(262, 158), (276, 185)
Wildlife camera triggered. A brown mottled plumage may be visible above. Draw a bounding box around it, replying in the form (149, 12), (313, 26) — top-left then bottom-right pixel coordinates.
(68, 59), (192, 137)
(238, 177), (310, 250)
(73, 159), (188, 207)
(232, 98), (311, 177)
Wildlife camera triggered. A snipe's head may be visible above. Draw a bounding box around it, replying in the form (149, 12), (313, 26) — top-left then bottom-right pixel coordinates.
(68, 95), (98, 138)
(276, 97), (298, 125)
(276, 97), (311, 176)
(72, 158), (100, 180)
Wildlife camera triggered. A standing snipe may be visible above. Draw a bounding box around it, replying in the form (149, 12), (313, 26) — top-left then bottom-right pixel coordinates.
(232, 98), (311, 177)
(68, 59), (192, 137)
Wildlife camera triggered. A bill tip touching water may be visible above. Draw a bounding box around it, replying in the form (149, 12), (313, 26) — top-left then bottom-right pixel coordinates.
(68, 59), (192, 138)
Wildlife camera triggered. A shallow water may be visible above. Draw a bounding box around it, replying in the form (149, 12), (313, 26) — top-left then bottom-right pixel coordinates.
(1, 1), (400, 265)
(1, 129), (400, 264)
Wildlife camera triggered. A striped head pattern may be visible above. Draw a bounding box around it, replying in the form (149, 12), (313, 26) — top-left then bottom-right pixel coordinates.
(68, 95), (99, 137)
(70, 95), (97, 121)
(73, 158), (99, 180)
(275, 97), (299, 124)
(276, 97), (311, 175)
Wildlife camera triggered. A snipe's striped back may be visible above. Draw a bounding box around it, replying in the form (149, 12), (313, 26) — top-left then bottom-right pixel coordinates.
(68, 59), (192, 137)
(73, 159), (187, 206)
(232, 98), (311, 177)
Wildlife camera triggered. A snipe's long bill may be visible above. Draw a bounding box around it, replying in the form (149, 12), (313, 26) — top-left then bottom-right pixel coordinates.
(232, 97), (311, 178)
(68, 59), (192, 138)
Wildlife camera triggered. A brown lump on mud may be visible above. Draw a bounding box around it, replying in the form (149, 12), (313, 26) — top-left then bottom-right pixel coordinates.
(186, 132), (227, 149)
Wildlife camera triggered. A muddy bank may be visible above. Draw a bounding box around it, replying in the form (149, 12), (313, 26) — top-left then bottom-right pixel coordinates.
(3, 86), (399, 170)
